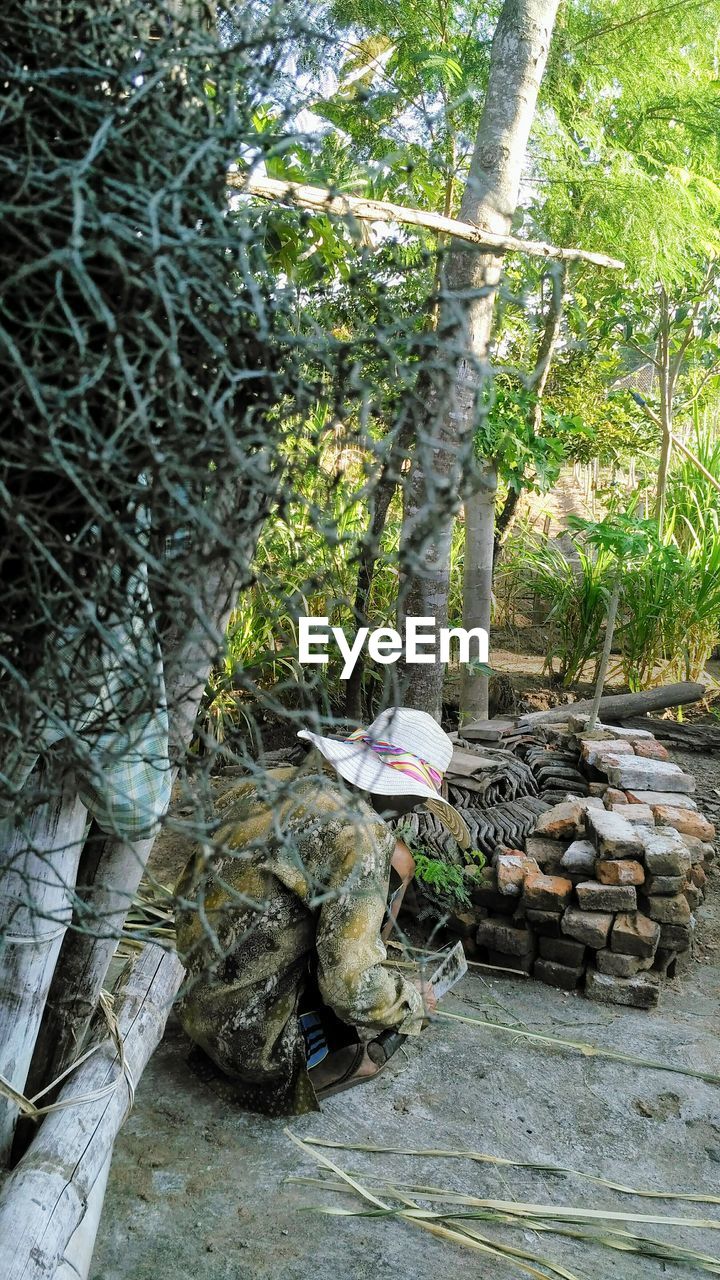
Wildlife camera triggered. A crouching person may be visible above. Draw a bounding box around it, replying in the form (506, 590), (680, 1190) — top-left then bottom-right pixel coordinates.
(174, 708), (469, 1116)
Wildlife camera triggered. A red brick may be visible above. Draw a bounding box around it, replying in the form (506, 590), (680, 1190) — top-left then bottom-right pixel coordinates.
(633, 740), (670, 761)
(596, 859), (645, 886)
(652, 806), (715, 841)
(523, 872), (573, 913)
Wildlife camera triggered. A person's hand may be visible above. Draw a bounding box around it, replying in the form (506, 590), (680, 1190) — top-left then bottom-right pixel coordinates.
(412, 977), (438, 1018)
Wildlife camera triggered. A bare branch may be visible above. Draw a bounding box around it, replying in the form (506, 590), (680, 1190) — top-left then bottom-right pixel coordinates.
(237, 174), (625, 270)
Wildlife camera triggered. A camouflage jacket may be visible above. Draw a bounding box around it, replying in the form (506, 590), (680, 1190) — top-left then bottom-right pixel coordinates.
(174, 766), (423, 1115)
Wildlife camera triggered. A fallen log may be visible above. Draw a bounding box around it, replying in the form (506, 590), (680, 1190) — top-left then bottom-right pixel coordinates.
(0, 783), (88, 1164)
(0, 943), (185, 1280)
(515, 682), (707, 729)
(621, 716), (720, 752)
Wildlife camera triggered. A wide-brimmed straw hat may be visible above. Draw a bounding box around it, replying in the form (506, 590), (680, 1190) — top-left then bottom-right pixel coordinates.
(297, 707), (470, 849)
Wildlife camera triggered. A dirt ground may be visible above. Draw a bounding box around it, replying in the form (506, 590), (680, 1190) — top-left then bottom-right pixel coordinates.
(90, 745), (720, 1280)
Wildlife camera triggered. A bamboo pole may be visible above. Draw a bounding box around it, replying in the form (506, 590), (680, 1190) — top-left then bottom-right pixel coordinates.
(55, 1150), (111, 1280)
(235, 174), (625, 270)
(25, 552), (244, 1100)
(25, 830), (158, 1100)
(0, 782), (88, 1164)
(0, 943), (185, 1280)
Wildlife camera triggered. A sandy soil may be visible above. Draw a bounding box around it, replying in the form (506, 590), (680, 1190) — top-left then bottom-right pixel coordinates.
(91, 743), (720, 1280)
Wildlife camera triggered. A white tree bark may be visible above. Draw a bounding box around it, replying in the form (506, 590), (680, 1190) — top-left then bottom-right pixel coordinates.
(400, 0), (561, 721)
(0, 782), (88, 1164)
(0, 944), (184, 1280)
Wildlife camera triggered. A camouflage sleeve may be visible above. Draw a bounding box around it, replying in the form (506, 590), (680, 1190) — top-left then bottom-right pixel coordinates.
(313, 815), (425, 1036)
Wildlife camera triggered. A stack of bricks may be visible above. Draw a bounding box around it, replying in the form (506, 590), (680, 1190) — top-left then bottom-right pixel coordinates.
(468, 719), (714, 1009)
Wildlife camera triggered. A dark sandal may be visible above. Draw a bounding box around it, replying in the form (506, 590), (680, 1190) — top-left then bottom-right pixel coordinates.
(314, 1030), (406, 1100)
(313, 1042), (367, 1100)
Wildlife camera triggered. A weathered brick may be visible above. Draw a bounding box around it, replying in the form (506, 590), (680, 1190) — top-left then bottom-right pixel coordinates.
(652, 806), (715, 841)
(538, 935), (586, 966)
(535, 958), (583, 991)
(467, 866), (516, 914)
(604, 757), (695, 794)
(580, 738), (634, 765)
(646, 893), (691, 925)
(604, 787), (629, 806)
(659, 922), (692, 951)
(570, 718), (653, 740)
(596, 859), (645, 886)
(690, 864), (707, 890)
(525, 909), (563, 937)
(584, 807), (645, 860)
(596, 948), (653, 977)
(447, 910), (477, 939)
(586, 969), (660, 1009)
(641, 829), (692, 876)
(559, 839), (596, 876)
(681, 836), (715, 865)
(610, 911), (660, 957)
(644, 874), (685, 895)
(625, 790), (697, 809)
(486, 948), (535, 975)
(607, 803), (655, 827)
(576, 880), (637, 912)
(685, 884), (702, 911)
(524, 836), (568, 872)
(534, 798), (603, 841)
(496, 854), (539, 897)
(523, 872), (573, 912)
(561, 906), (613, 948)
(633, 740), (670, 761)
(476, 918), (535, 957)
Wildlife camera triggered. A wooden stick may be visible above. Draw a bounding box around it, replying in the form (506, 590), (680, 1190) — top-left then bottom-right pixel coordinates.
(0, 783), (88, 1164)
(0, 944), (184, 1280)
(515, 681), (707, 728)
(235, 174), (625, 270)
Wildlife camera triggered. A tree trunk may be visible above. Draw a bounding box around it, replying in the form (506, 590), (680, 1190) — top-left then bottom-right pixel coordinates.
(0, 783), (88, 1164)
(493, 262), (567, 566)
(654, 289), (673, 532)
(0, 944), (184, 1280)
(345, 424), (413, 721)
(586, 579), (620, 732)
(399, 0), (560, 721)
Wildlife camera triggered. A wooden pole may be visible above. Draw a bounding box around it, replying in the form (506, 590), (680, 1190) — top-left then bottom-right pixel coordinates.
(0, 944), (185, 1280)
(0, 783), (88, 1164)
(236, 174), (625, 270)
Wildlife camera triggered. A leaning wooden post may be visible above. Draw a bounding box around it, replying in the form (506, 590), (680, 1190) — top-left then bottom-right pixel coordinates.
(0, 783), (88, 1164)
(0, 943), (185, 1280)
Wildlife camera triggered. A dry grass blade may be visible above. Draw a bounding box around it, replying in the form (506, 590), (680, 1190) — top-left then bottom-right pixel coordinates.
(436, 1009), (720, 1087)
(339, 1202), (720, 1231)
(304, 1138), (720, 1206)
(292, 1177), (720, 1274)
(285, 1131), (583, 1280)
